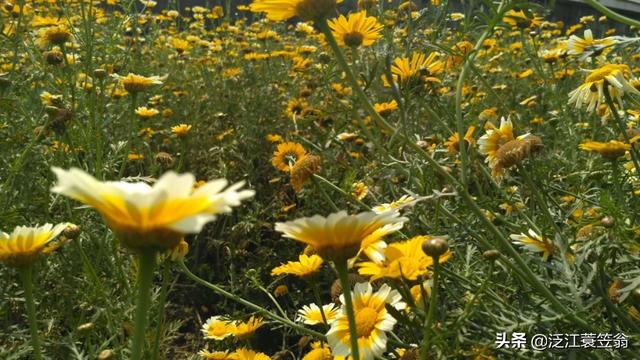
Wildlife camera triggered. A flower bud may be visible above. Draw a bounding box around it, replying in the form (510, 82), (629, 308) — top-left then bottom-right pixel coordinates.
(483, 249), (501, 260)
(422, 237), (449, 258)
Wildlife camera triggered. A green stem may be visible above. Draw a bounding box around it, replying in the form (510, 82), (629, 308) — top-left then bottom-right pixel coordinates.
(334, 261), (360, 360)
(150, 263), (170, 360)
(130, 250), (157, 360)
(420, 257), (439, 360)
(584, 0), (640, 28)
(19, 265), (42, 360)
(309, 278), (328, 325)
(178, 260), (325, 339)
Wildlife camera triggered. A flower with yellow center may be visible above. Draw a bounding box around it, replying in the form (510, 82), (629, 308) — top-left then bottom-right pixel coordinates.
(198, 350), (238, 360)
(135, 106), (159, 118)
(372, 195), (418, 214)
(478, 117), (514, 168)
(113, 73), (165, 93)
(297, 303), (340, 325)
(0, 223), (70, 267)
(38, 25), (72, 46)
(568, 64), (639, 113)
(444, 126), (476, 154)
(358, 222), (404, 265)
(579, 140), (630, 160)
(383, 52), (444, 87)
(51, 168), (254, 251)
(171, 124), (192, 137)
(250, 0), (341, 22)
(327, 283), (405, 360)
(201, 316), (236, 340)
(271, 254), (324, 277)
(275, 210), (406, 262)
(328, 11), (383, 48)
(232, 316), (264, 340)
(272, 141), (307, 172)
(373, 100), (398, 117)
(510, 229), (555, 261)
(357, 235), (452, 280)
(351, 182), (369, 200)
(234, 348), (270, 360)
(302, 341), (332, 360)
(566, 29), (617, 60)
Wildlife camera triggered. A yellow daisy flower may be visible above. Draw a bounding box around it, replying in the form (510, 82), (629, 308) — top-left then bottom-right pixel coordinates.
(568, 64), (638, 113)
(566, 29), (617, 60)
(171, 124), (193, 137)
(51, 168), (254, 251)
(296, 303), (340, 325)
(113, 73), (165, 93)
(201, 316), (236, 340)
(0, 223), (70, 267)
(384, 52), (444, 87)
(357, 235), (452, 280)
(272, 142), (307, 172)
(135, 106), (159, 118)
(327, 283), (406, 359)
(234, 348), (270, 360)
(275, 210), (406, 262)
(270, 254), (324, 277)
(510, 229), (555, 261)
(478, 117), (515, 169)
(302, 341), (332, 360)
(328, 11), (384, 48)
(232, 316), (264, 340)
(580, 140), (630, 160)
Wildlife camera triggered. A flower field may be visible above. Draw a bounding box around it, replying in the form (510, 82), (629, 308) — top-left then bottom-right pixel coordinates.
(1, 0), (640, 359)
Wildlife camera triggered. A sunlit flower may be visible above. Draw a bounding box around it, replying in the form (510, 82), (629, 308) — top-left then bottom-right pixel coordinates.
(568, 64), (638, 112)
(351, 182), (369, 200)
(38, 25), (72, 46)
(329, 11), (383, 48)
(113, 73), (165, 93)
(302, 341), (332, 360)
(510, 229), (555, 261)
(234, 348), (270, 360)
(272, 142), (307, 172)
(51, 168), (254, 251)
(135, 106), (159, 118)
(478, 117), (515, 169)
(579, 140), (630, 160)
(374, 100), (398, 116)
(566, 29), (617, 60)
(327, 283), (406, 360)
(201, 316), (236, 340)
(384, 52), (444, 87)
(372, 195), (418, 214)
(357, 235), (452, 280)
(297, 303), (340, 324)
(232, 316), (264, 340)
(444, 126), (476, 154)
(0, 223), (70, 267)
(275, 210), (406, 262)
(358, 222), (404, 265)
(171, 124), (192, 137)
(271, 254), (324, 277)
